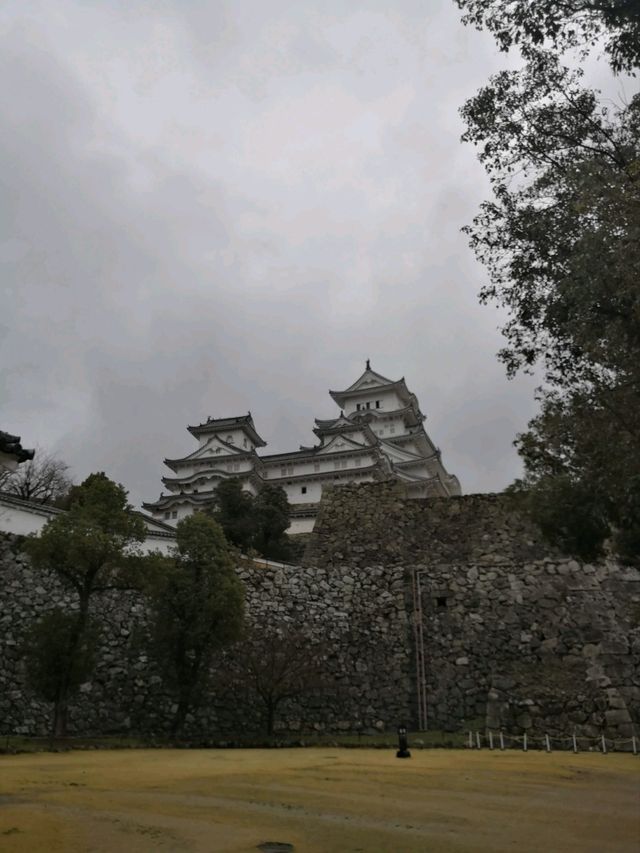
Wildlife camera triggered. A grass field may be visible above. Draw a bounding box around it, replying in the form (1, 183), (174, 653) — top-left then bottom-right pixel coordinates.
(0, 748), (638, 852)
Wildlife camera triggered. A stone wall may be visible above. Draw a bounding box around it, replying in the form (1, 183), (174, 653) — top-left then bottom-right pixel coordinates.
(305, 483), (640, 738)
(1, 482), (639, 738)
(0, 533), (411, 736)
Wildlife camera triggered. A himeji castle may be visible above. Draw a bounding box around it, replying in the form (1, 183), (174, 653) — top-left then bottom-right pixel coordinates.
(142, 362), (461, 533)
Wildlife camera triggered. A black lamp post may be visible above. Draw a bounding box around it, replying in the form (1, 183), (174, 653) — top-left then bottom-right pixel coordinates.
(396, 724), (411, 758)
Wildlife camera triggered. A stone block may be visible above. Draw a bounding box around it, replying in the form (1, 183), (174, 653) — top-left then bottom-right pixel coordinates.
(605, 709), (632, 726)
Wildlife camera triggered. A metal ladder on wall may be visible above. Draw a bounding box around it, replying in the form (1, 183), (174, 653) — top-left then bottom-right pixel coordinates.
(412, 569), (428, 731)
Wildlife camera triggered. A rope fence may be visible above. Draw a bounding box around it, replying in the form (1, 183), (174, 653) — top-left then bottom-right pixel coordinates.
(467, 730), (638, 754)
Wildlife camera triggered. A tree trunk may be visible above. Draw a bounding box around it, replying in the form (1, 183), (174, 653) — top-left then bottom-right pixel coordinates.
(170, 686), (193, 737)
(53, 597), (90, 740)
(52, 694), (68, 739)
(266, 700), (275, 737)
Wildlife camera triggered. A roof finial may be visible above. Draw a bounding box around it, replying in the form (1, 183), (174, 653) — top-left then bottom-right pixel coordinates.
(366, 358), (371, 370)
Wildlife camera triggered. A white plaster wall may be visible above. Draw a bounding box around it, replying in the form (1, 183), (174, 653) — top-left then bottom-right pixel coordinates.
(197, 429), (252, 450)
(288, 516), (315, 534)
(0, 503), (52, 536)
(283, 480), (323, 503)
(138, 535), (176, 556)
(370, 414), (406, 439)
(175, 452), (250, 480)
(317, 429), (366, 448)
(0, 500), (177, 555)
(167, 463), (253, 496)
(343, 389), (402, 416)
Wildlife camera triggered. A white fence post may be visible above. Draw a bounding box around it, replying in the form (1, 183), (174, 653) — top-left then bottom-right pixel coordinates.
(632, 736), (637, 756)
(489, 730), (494, 750)
(499, 730), (505, 751)
(601, 734), (607, 754)
(545, 733), (551, 753)
(476, 731), (481, 750)
(468, 731), (473, 749)
(572, 732), (578, 753)
(523, 732), (527, 752)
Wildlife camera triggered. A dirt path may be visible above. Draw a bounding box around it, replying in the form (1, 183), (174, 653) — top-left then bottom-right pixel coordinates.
(0, 749), (637, 852)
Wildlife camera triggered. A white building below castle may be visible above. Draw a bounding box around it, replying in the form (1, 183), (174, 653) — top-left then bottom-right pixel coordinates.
(143, 363), (461, 534)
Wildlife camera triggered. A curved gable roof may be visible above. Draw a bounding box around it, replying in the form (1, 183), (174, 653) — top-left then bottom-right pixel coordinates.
(187, 412), (266, 447)
(329, 364), (417, 409)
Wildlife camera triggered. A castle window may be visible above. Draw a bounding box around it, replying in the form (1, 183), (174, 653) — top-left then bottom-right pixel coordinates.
(301, 486), (307, 494)
(171, 511), (178, 519)
(376, 400), (380, 408)
(366, 401), (371, 409)
(164, 511), (171, 519)
(436, 596), (448, 609)
(356, 403), (361, 411)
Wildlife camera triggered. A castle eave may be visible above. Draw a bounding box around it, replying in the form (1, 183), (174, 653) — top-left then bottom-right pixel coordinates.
(187, 414), (267, 447)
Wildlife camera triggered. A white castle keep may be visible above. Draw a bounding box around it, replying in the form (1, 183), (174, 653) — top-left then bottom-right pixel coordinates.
(143, 362), (461, 533)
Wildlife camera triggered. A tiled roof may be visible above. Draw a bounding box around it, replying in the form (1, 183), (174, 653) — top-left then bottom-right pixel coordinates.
(0, 431), (35, 464)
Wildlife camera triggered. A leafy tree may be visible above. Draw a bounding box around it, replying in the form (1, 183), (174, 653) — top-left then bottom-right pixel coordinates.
(147, 513), (244, 735)
(253, 484), (291, 561)
(457, 2), (640, 562)
(210, 479), (292, 560)
(23, 473), (146, 734)
(212, 478), (255, 551)
(0, 449), (72, 505)
(23, 610), (98, 736)
(225, 621), (327, 736)
(455, 0), (640, 72)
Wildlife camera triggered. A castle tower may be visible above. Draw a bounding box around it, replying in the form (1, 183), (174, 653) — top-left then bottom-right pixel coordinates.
(142, 363), (460, 532)
(327, 362), (460, 498)
(142, 413), (266, 524)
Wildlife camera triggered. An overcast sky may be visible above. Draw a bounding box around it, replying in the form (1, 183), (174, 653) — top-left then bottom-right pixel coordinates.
(1, 0), (548, 506)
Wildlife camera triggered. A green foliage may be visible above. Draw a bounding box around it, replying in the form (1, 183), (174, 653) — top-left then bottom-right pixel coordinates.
(24, 609), (98, 704)
(515, 475), (610, 561)
(461, 55), (640, 387)
(25, 472), (146, 597)
(458, 3), (640, 563)
(455, 0), (640, 73)
(211, 479), (292, 560)
(22, 473), (147, 734)
(212, 478), (255, 551)
(513, 394), (640, 563)
(252, 484), (292, 561)
(146, 513), (244, 734)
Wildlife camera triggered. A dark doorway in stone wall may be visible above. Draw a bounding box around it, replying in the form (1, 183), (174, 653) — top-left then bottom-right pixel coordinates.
(436, 596), (448, 610)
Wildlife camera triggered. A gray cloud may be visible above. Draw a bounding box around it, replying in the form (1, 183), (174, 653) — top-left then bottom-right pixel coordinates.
(1, 0), (542, 506)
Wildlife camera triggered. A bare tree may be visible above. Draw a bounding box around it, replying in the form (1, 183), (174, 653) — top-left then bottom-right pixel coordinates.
(226, 620), (327, 735)
(0, 449), (72, 505)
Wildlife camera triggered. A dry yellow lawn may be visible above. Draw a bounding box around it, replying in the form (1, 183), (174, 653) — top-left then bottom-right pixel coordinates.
(0, 748), (638, 852)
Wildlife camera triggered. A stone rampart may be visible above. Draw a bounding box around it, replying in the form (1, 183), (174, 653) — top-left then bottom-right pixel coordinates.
(1, 482), (638, 738)
(305, 483), (640, 737)
(0, 533), (411, 736)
